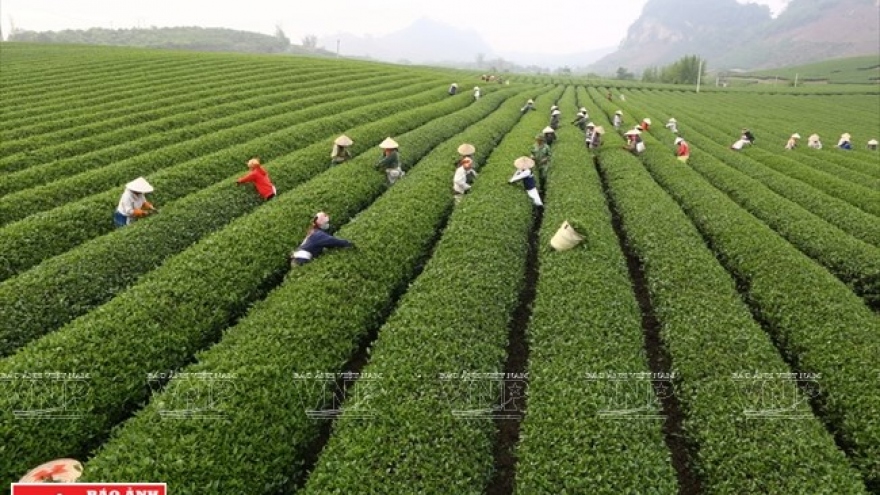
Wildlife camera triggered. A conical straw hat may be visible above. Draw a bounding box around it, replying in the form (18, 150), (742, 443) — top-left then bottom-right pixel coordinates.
(809, 134), (820, 141)
(791, 133), (801, 139)
(668, 117), (677, 123)
(868, 139), (879, 146)
(125, 177), (153, 193)
(643, 118), (652, 125)
(542, 126), (555, 134)
(20, 458), (83, 483)
(334, 135), (353, 146)
(594, 126), (605, 134)
(514, 156), (535, 170)
(550, 221), (585, 251)
(379, 137), (399, 149)
(457, 143), (476, 155)
(624, 129), (641, 136)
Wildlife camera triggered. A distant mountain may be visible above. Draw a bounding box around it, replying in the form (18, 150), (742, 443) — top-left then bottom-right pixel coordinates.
(590, 0), (880, 73)
(721, 0), (880, 69)
(319, 18), (613, 69)
(318, 18), (496, 65)
(497, 46), (617, 71)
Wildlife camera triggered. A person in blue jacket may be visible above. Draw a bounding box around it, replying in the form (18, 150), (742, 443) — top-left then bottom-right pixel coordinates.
(289, 211), (354, 267)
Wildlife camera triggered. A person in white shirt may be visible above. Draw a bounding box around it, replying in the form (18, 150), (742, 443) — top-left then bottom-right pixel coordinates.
(114, 177), (155, 228)
(453, 157), (477, 202)
(808, 134), (822, 149)
(613, 110), (623, 129)
(666, 118), (679, 134)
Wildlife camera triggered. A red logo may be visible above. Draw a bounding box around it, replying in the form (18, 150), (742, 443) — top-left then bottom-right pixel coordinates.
(11, 483), (166, 495)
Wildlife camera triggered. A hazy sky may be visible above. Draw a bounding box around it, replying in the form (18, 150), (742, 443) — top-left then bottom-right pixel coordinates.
(1, 0), (791, 54)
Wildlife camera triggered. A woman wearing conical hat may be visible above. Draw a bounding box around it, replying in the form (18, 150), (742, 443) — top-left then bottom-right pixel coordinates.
(508, 157), (543, 207)
(473, 86), (481, 100)
(376, 137), (404, 184)
(542, 126), (558, 147)
(114, 176), (156, 227)
(613, 110), (623, 130)
(837, 133), (852, 150)
(455, 143), (478, 185)
(623, 129), (646, 154)
(589, 125), (604, 151)
(549, 109), (561, 130)
(807, 134), (822, 149)
(530, 133), (552, 173)
(868, 139), (878, 151)
(331, 135), (354, 165)
(521, 98), (536, 114)
(572, 111), (588, 132)
(584, 122), (596, 149)
(785, 133), (801, 150)
(665, 118), (679, 134)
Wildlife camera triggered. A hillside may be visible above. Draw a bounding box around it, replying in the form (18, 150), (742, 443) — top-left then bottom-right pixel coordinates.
(591, 0), (880, 73)
(6, 26), (336, 56)
(731, 55), (880, 84)
(720, 0), (880, 69)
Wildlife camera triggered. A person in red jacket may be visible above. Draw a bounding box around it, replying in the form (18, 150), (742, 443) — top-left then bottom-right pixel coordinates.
(237, 157), (276, 200)
(675, 137), (690, 162)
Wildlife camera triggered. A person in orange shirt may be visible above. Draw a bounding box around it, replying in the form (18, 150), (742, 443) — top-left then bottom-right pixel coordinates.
(236, 157), (276, 200)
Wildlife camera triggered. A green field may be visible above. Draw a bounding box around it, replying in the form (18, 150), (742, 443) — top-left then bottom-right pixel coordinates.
(1, 43), (879, 494)
(728, 55), (880, 85)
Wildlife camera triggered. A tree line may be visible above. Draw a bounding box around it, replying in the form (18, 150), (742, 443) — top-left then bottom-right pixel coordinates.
(641, 55), (707, 84)
(614, 55), (708, 85)
(7, 26), (305, 55)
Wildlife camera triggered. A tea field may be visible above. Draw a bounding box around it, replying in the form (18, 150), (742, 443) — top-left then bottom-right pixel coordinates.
(1, 43), (879, 494)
